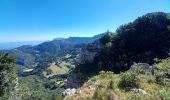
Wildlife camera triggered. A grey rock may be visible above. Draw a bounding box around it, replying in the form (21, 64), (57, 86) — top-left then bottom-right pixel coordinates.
(130, 88), (147, 95)
(79, 42), (103, 63)
(62, 88), (76, 97)
(130, 63), (154, 72)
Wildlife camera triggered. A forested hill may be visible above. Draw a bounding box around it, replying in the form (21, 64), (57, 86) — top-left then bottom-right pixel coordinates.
(66, 12), (170, 88)
(6, 34), (103, 68)
(64, 12), (170, 100)
(168, 13), (170, 16)
(0, 41), (43, 50)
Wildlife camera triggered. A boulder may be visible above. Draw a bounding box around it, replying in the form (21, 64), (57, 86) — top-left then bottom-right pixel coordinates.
(130, 88), (147, 95)
(62, 88), (76, 97)
(130, 63), (154, 72)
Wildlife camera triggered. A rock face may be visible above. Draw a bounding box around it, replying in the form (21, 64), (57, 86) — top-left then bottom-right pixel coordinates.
(64, 80), (101, 100)
(62, 88), (76, 97)
(130, 63), (154, 72)
(66, 70), (85, 88)
(67, 42), (103, 88)
(79, 42), (102, 63)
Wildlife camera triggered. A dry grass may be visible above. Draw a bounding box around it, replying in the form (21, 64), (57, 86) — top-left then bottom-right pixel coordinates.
(65, 71), (170, 100)
(43, 62), (69, 78)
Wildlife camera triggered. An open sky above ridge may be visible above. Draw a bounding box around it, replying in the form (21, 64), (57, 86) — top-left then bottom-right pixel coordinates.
(0, 0), (170, 42)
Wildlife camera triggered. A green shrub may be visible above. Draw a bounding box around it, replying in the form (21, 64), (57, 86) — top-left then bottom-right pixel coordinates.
(145, 74), (156, 84)
(158, 87), (170, 100)
(93, 88), (118, 100)
(119, 72), (140, 89)
(154, 58), (170, 85)
(155, 73), (167, 85)
(108, 79), (115, 90)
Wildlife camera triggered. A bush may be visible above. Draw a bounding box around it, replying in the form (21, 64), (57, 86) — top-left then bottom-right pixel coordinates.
(99, 31), (115, 45)
(119, 72), (140, 89)
(158, 87), (170, 100)
(154, 57), (170, 85)
(93, 89), (118, 100)
(155, 73), (166, 85)
(145, 74), (156, 84)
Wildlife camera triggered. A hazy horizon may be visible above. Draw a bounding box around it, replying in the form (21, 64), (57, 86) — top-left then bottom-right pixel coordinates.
(0, 0), (170, 42)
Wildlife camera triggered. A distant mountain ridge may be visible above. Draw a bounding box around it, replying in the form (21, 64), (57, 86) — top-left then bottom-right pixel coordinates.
(167, 13), (170, 16)
(0, 41), (44, 50)
(6, 34), (104, 67)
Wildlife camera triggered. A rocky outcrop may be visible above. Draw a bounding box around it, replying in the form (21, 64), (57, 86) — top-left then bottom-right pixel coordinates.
(64, 80), (101, 100)
(67, 42), (103, 88)
(130, 63), (154, 72)
(79, 42), (103, 63)
(66, 70), (85, 88)
(130, 88), (147, 95)
(62, 88), (76, 96)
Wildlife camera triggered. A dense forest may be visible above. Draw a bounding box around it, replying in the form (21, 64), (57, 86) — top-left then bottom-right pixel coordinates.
(96, 12), (170, 73)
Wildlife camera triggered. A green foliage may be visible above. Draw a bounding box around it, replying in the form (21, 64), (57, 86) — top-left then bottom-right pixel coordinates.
(99, 31), (115, 45)
(158, 87), (170, 100)
(154, 58), (170, 85)
(0, 52), (16, 99)
(95, 12), (170, 73)
(94, 89), (118, 100)
(66, 68), (170, 100)
(7, 34), (103, 69)
(145, 74), (156, 84)
(16, 76), (64, 100)
(8, 48), (35, 67)
(91, 71), (119, 100)
(119, 72), (140, 89)
(105, 42), (112, 48)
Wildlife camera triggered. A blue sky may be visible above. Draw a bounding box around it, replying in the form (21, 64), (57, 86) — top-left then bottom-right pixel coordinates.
(0, 0), (170, 42)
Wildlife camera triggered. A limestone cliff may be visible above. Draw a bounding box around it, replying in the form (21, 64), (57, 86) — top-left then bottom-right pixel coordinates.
(67, 42), (103, 88)
(79, 42), (103, 63)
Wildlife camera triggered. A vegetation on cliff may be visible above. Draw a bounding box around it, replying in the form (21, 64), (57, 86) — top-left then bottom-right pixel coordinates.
(65, 57), (170, 100)
(0, 52), (16, 100)
(66, 12), (170, 100)
(95, 12), (170, 73)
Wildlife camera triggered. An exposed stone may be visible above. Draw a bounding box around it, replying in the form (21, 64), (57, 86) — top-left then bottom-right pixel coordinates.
(130, 63), (154, 72)
(79, 42), (103, 63)
(62, 88), (76, 97)
(130, 88), (147, 95)
(67, 42), (103, 88)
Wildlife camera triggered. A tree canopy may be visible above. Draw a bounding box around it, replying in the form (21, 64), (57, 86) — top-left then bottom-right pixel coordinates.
(0, 52), (16, 99)
(95, 12), (170, 73)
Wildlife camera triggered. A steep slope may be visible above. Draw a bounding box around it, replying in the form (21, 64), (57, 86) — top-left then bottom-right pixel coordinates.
(65, 61), (170, 100)
(66, 12), (170, 88)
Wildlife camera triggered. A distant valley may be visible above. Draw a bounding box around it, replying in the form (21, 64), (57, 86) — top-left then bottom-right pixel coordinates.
(4, 34), (103, 76)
